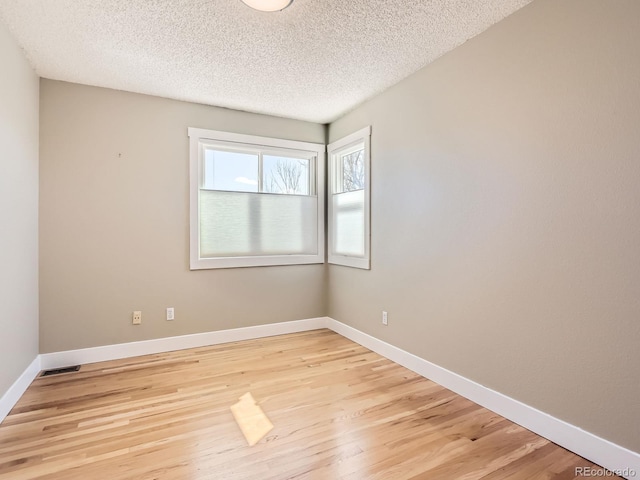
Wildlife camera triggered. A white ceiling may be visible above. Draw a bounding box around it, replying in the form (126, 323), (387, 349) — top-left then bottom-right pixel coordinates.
(0, 0), (532, 123)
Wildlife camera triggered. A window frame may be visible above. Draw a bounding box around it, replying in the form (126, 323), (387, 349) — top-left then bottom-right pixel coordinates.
(327, 126), (371, 270)
(189, 127), (325, 270)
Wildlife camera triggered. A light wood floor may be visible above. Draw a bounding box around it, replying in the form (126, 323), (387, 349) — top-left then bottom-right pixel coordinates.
(0, 329), (617, 479)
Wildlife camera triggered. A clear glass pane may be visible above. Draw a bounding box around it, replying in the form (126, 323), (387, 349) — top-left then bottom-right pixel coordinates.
(340, 147), (365, 193)
(203, 148), (259, 192)
(263, 155), (310, 195)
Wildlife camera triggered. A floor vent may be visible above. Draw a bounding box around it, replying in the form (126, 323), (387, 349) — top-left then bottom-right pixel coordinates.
(41, 366), (81, 377)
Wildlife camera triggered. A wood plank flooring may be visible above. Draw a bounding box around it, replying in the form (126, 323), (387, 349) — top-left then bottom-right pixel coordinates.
(0, 329), (617, 479)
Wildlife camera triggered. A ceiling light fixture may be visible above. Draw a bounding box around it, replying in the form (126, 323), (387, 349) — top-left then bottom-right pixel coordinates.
(240, 0), (293, 12)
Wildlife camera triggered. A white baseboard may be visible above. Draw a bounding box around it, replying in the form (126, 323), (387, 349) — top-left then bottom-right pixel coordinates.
(40, 317), (329, 370)
(327, 318), (640, 480)
(5, 316), (639, 479)
(0, 356), (41, 424)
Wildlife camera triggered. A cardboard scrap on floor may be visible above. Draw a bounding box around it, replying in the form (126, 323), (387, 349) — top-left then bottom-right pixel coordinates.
(230, 392), (274, 446)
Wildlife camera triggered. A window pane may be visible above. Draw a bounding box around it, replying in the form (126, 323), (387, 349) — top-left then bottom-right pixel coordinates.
(341, 147), (365, 192)
(200, 190), (252, 257)
(260, 194), (317, 254)
(203, 148), (258, 192)
(263, 155), (310, 195)
(199, 190), (318, 258)
(332, 190), (365, 257)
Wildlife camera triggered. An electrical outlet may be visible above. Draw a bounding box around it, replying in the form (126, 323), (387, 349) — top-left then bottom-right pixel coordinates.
(132, 311), (142, 325)
(382, 311), (388, 326)
(166, 307), (175, 321)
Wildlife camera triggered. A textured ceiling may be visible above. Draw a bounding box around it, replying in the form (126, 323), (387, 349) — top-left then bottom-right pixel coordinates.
(0, 0), (532, 123)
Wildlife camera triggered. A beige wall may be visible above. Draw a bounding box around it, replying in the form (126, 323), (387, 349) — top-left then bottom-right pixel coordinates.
(39, 80), (326, 353)
(328, 0), (640, 452)
(0, 23), (39, 394)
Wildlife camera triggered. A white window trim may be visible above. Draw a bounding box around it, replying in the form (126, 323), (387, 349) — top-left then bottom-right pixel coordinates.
(327, 126), (371, 270)
(188, 127), (325, 270)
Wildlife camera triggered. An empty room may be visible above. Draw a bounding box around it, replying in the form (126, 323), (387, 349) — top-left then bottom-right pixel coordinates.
(1, 0), (639, 478)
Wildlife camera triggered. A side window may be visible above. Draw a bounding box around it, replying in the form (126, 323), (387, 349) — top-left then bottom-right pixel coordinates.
(327, 126), (371, 269)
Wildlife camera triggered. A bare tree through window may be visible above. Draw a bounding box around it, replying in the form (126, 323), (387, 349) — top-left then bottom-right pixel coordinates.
(342, 149), (365, 191)
(266, 158), (308, 194)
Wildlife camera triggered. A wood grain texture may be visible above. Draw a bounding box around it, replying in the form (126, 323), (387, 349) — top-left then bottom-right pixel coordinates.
(0, 330), (618, 479)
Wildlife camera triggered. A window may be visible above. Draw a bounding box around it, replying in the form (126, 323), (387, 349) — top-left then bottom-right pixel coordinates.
(189, 128), (325, 269)
(327, 126), (371, 269)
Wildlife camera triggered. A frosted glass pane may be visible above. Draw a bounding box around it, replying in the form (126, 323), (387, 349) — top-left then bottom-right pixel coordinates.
(332, 190), (365, 257)
(260, 194), (317, 254)
(200, 190), (317, 258)
(263, 156), (310, 195)
(199, 190), (251, 257)
(203, 149), (258, 192)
